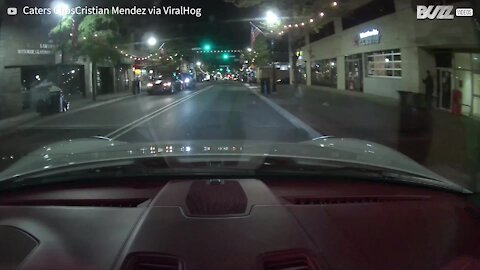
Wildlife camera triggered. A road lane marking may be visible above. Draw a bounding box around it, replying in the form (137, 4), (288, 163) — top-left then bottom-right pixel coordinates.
(106, 85), (213, 139)
(245, 84), (322, 139)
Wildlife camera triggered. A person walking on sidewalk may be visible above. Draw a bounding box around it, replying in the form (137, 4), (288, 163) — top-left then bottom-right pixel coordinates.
(423, 70), (434, 109)
(132, 77), (141, 95)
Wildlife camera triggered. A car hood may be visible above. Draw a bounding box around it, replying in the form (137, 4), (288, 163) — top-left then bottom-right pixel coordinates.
(0, 138), (468, 192)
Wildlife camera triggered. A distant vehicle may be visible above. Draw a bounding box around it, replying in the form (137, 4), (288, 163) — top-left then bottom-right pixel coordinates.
(146, 75), (183, 95)
(180, 73), (196, 89)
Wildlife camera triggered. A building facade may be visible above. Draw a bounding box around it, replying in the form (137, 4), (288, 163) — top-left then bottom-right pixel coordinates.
(0, 14), (131, 119)
(299, 0), (480, 116)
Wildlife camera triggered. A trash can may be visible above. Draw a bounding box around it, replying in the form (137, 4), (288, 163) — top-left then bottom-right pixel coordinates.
(260, 78), (270, 94)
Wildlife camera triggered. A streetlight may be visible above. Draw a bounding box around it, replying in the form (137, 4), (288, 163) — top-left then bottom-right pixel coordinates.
(264, 10), (280, 93)
(196, 61), (202, 66)
(53, 2), (69, 17)
(147, 36), (157, 46)
(265, 10), (280, 26)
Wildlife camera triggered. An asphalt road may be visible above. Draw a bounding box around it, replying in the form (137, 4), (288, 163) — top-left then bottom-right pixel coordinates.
(0, 81), (315, 171)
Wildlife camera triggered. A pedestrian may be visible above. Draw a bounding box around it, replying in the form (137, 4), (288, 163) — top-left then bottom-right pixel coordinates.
(423, 70), (434, 109)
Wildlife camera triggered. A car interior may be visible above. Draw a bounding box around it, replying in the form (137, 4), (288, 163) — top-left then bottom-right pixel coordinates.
(0, 177), (479, 270)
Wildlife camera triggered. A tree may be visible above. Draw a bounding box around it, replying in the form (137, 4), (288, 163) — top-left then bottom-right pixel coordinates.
(245, 35), (270, 67)
(50, 15), (122, 101)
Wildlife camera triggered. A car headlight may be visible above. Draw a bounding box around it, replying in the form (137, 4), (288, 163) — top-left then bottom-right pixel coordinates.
(184, 78), (191, 83)
(155, 80), (162, 85)
(163, 82), (172, 86)
(147, 83), (154, 87)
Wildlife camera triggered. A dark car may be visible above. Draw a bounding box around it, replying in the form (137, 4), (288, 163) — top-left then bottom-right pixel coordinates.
(146, 75), (183, 94)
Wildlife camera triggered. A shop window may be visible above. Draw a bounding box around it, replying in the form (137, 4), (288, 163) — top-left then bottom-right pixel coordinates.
(366, 49), (401, 78)
(311, 58), (337, 87)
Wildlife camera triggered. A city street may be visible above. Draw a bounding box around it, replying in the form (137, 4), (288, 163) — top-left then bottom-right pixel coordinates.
(0, 81), (316, 171)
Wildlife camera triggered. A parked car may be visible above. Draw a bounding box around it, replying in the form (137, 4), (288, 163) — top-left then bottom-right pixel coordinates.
(146, 75), (183, 94)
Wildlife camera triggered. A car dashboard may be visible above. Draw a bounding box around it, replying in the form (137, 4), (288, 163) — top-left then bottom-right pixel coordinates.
(0, 178), (479, 270)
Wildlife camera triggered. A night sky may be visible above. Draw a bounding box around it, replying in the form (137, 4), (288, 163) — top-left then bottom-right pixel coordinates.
(4, 0), (259, 50)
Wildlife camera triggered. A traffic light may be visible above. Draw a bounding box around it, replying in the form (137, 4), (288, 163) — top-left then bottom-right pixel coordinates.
(222, 53), (229, 60)
(203, 43), (212, 51)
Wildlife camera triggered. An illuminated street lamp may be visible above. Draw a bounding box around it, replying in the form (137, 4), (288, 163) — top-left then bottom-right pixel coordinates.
(147, 36), (157, 46)
(265, 10), (280, 26)
(196, 61), (202, 66)
(53, 2), (69, 17)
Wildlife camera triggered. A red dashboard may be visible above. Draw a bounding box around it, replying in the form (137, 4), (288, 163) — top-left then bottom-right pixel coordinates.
(0, 178), (479, 270)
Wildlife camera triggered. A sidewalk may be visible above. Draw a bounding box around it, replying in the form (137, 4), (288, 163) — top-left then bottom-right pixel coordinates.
(252, 83), (480, 191)
(0, 91), (133, 135)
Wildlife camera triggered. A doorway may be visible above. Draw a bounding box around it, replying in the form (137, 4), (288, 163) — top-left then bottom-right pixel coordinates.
(436, 68), (453, 110)
(345, 54), (363, 92)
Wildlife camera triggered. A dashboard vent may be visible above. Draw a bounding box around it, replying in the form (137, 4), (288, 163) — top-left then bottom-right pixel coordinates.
(284, 196), (428, 205)
(260, 250), (319, 270)
(122, 253), (182, 270)
(0, 198), (149, 207)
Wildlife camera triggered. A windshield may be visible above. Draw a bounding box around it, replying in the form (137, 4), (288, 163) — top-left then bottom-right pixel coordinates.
(0, 0), (479, 192)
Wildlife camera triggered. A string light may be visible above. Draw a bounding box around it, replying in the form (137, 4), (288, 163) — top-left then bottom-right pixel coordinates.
(275, 2), (338, 35)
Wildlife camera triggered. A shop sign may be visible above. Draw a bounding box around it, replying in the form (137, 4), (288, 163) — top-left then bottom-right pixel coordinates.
(355, 29), (381, 46)
(17, 43), (58, 55)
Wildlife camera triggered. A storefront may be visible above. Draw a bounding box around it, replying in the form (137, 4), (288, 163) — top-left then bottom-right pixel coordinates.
(312, 58), (337, 87)
(451, 52), (480, 116)
(300, 0), (479, 114)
